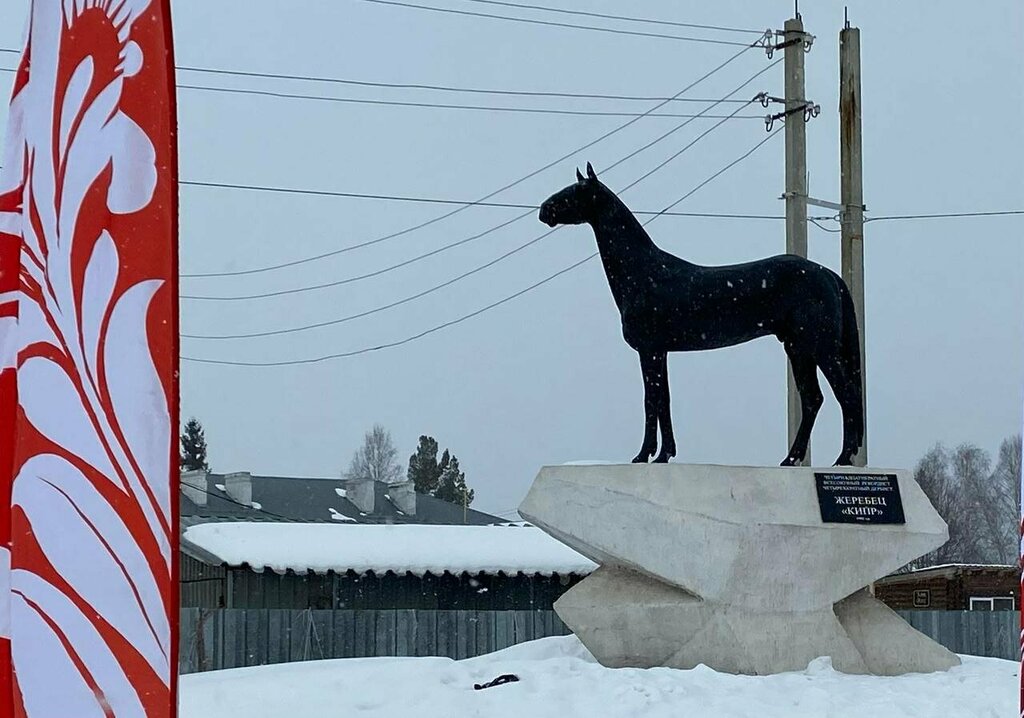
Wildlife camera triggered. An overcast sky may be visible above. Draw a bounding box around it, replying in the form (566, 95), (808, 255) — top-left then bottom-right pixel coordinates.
(1, 0), (1021, 518)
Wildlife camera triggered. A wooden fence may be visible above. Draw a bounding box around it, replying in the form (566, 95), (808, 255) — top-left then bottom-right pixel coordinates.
(897, 610), (1017, 662)
(179, 608), (1016, 674)
(179, 608), (570, 673)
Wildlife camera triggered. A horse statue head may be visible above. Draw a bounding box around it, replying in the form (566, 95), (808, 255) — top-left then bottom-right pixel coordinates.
(539, 162), (606, 227)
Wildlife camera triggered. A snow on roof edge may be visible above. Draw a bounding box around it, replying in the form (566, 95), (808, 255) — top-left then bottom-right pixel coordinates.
(184, 522), (597, 578)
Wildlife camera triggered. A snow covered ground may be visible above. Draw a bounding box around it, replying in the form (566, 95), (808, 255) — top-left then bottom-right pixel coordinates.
(180, 635), (1016, 718)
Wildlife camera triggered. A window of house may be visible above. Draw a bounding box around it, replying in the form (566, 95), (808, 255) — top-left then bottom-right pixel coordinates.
(969, 596), (1015, 611)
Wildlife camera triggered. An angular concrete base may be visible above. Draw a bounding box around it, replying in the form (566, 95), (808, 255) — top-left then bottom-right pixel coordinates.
(521, 464), (960, 676)
(834, 589), (960, 675)
(556, 567), (959, 675)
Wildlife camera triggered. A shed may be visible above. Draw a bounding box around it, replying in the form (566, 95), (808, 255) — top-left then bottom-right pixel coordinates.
(181, 522), (595, 611)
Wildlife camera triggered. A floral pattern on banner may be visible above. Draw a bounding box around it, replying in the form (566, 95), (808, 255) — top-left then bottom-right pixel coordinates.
(0, 32), (31, 717)
(6, 2), (178, 716)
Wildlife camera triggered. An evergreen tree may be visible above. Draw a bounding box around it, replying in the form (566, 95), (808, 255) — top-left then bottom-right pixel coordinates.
(179, 417), (210, 472)
(405, 434), (476, 507)
(407, 435), (442, 494)
(434, 453), (474, 507)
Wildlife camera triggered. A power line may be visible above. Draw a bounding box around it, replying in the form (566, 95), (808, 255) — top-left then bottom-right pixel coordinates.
(182, 127), (780, 364)
(620, 100), (763, 195)
(176, 82), (764, 119)
(182, 63), (778, 303)
(178, 189), (784, 216)
(2, 61), (760, 113)
(181, 42), (760, 278)
(175, 65), (752, 104)
(809, 218), (841, 233)
(647, 127), (782, 221)
(183, 210), (534, 302)
(184, 224), (560, 339)
(183, 250), (592, 366)
(181, 210), (794, 303)
(461, 0), (766, 35)
(179, 58), (778, 215)
(866, 210), (1024, 222)
(356, 0), (759, 47)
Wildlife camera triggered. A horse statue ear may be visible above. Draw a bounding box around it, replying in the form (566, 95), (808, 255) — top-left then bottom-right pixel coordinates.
(576, 167), (585, 182)
(586, 162), (597, 180)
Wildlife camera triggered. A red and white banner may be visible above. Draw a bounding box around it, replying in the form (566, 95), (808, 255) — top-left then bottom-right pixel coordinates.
(0, 32), (28, 717)
(0, 1), (179, 716)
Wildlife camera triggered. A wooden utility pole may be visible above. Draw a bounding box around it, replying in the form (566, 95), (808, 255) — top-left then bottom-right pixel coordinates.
(784, 14), (809, 464)
(840, 21), (867, 466)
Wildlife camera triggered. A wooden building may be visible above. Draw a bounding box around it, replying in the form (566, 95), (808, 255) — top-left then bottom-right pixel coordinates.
(180, 522), (593, 612)
(874, 564), (1018, 611)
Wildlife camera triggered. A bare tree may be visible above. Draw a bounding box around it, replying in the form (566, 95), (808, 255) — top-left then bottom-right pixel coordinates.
(345, 424), (404, 484)
(910, 438), (1020, 568)
(989, 434), (1022, 563)
(912, 443), (961, 567)
(950, 442), (994, 563)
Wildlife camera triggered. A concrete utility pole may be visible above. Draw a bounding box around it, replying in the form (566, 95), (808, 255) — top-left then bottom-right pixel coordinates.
(784, 14), (809, 464)
(839, 21), (867, 466)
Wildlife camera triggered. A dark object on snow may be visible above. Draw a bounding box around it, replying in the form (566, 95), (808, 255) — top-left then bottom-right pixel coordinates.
(473, 674), (521, 690)
(539, 163), (863, 467)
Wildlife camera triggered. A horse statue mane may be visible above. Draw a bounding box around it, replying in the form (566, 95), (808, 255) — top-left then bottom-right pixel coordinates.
(540, 163), (863, 466)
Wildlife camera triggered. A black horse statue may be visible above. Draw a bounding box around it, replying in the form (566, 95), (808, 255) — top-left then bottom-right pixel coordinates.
(539, 163), (863, 467)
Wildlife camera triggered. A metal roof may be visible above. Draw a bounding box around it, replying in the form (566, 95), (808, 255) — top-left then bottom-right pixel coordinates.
(180, 472), (505, 526)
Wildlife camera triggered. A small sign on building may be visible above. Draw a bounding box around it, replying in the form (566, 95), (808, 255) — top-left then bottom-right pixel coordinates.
(913, 589), (931, 608)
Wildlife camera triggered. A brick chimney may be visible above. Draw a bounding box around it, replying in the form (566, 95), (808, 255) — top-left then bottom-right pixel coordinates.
(224, 471), (252, 506)
(180, 470), (209, 506)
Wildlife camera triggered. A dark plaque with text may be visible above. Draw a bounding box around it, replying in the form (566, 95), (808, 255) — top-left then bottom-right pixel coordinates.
(814, 473), (906, 525)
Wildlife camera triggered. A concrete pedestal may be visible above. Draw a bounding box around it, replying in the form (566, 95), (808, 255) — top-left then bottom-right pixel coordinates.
(519, 464), (959, 676)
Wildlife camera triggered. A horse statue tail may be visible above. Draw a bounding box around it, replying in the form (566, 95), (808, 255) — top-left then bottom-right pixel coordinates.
(837, 275), (865, 444)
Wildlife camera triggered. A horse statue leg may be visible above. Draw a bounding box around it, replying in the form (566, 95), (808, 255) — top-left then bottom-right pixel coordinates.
(632, 351), (660, 463)
(819, 355), (863, 466)
(652, 352), (676, 463)
(781, 343), (823, 466)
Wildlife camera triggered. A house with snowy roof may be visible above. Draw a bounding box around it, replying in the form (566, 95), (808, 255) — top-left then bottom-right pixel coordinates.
(178, 470), (594, 612)
(181, 521), (595, 611)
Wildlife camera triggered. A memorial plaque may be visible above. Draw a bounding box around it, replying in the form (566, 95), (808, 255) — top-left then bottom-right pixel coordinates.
(814, 473), (906, 525)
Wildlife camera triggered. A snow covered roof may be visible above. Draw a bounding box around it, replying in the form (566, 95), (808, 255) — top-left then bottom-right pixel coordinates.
(908, 563), (1017, 571)
(183, 522), (597, 577)
(880, 563), (1018, 581)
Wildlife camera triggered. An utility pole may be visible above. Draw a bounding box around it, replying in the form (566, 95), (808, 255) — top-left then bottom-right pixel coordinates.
(840, 18), (867, 466)
(784, 13), (809, 464)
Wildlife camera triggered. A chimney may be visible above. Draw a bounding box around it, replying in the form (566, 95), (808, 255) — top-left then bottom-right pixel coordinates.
(180, 470), (209, 506)
(388, 480), (417, 516)
(343, 478), (375, 514)
(224, 472), (252, 506)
